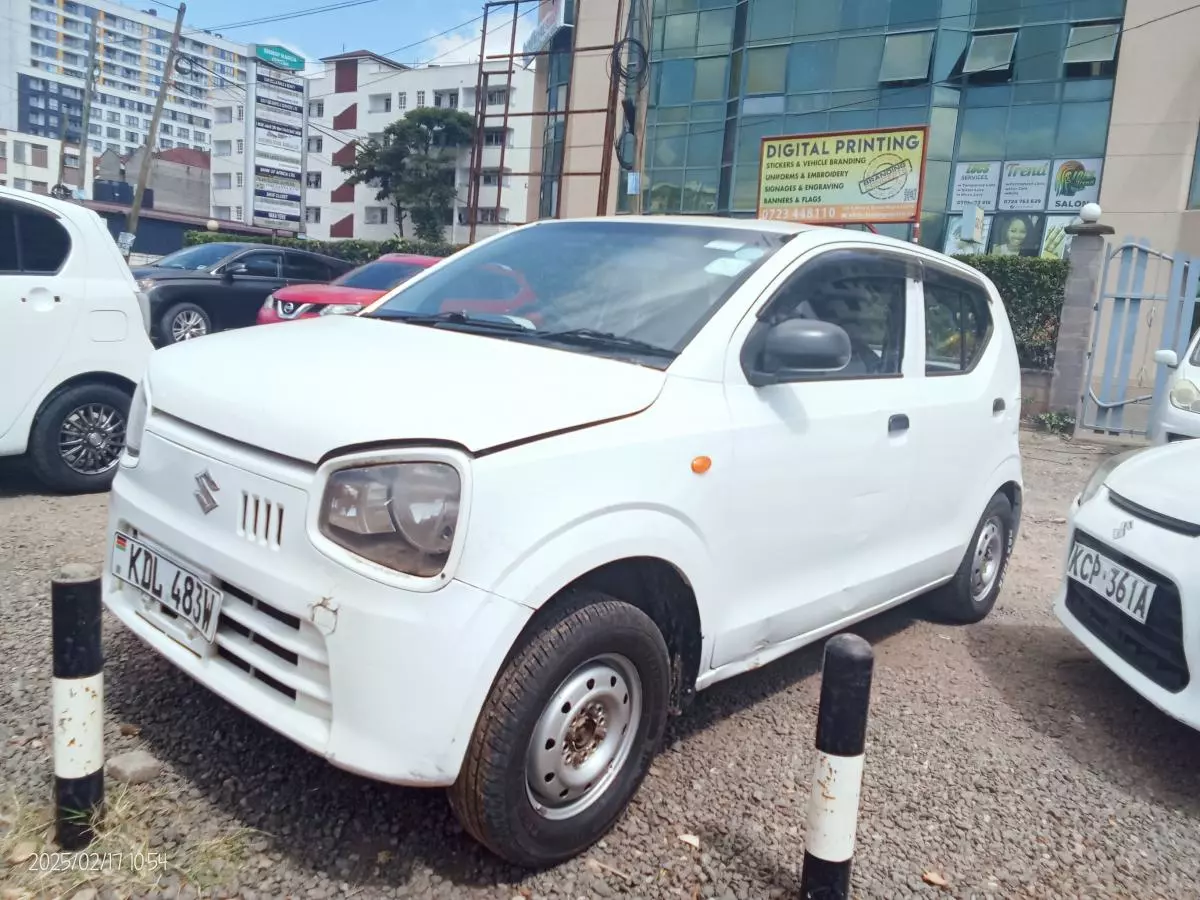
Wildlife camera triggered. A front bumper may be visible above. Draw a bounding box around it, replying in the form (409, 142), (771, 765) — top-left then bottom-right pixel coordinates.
(103, 417), (532, 785)
(1150, 401), (1200, 444)
(1054, 490), (1200, 730)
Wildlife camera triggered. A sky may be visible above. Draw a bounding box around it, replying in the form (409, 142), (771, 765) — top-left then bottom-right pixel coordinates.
(152, 0), (536, 70)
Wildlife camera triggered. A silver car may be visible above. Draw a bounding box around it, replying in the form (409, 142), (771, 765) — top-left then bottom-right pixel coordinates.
(1151, 326), (1200, 444)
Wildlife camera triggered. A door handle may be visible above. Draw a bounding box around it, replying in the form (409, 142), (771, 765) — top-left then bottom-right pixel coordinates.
(993, 398), (1006, 414)
(888, 414), (910, 434)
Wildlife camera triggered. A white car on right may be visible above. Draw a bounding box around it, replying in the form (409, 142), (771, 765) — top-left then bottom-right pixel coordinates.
(1150, 326), (1200, 443)
(1055, 439), (1200, 728)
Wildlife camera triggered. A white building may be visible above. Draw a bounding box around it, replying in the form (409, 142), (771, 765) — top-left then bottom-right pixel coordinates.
(301, 51), (534, 244)
(0, 0), (249, 166)
(0, 128), (93, 196)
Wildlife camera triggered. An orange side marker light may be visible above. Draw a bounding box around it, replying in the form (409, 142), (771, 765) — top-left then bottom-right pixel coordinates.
(691, 456), (712, 474)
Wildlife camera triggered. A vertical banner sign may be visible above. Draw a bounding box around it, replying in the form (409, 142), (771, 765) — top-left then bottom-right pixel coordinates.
(997, 159), (1052, 211)
(252, 57), (305, 231)
(757, 127), (927, 224)
(950, 161), (1001, 211)
(1048, 158), (1103, 211)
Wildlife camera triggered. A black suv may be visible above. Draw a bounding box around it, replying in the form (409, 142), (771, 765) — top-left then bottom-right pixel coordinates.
(133, 242), (354, 345)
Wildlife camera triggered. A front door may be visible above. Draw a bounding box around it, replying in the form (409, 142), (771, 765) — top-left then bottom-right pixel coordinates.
(0, 199), (80, 439)
(221, 249), (286, 328)
(710, 245), (923, 670)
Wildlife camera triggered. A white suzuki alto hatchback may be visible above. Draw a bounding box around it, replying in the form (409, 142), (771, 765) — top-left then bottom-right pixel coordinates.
(104, 217), (1023, 866)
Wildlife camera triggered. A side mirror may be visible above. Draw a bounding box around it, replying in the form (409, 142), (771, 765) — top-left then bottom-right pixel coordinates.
(1154, 348), (1180, 368)
(747, 318), (852, 386)
(224, 262), (248, 278)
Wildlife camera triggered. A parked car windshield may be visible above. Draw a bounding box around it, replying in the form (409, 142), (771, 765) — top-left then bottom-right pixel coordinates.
(153, 243), (242, 270)
(335, 259), (430, 291)
(366, 221), (791, 365)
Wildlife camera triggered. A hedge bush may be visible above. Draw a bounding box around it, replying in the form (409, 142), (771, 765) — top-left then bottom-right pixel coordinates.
(183, 231), (462, 264)
(955, 255), (1069, 371)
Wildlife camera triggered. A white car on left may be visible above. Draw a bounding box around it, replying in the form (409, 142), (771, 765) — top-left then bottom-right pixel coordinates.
(0, 186), (152, 492)
(1055, 439), (1200, 727)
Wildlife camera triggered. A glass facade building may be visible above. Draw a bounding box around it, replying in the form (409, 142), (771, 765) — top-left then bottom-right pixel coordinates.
(638, 0), (1126, 251)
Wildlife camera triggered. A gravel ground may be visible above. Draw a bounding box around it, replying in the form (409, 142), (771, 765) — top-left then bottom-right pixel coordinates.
(4, 431), (1200, 899)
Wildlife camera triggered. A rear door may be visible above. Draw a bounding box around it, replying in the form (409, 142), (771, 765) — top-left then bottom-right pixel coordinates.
(905, 264), (1019, 583)
(0, 198), (80, 439)
(222, 249), (285, 328)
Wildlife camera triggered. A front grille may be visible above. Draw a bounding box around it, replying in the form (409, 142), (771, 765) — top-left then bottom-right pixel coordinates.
(213, 582), (331, 720)
(1064, 529), (1188, 692)
(238, 491), (284, 548)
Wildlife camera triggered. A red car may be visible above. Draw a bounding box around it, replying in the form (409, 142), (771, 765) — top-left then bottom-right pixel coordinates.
(257, 253), (441, 324)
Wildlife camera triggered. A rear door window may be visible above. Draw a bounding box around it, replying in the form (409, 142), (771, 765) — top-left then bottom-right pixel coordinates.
(0, 202), (71, 274)
(239, 250), (282, 277)
(285, 252), (331, 282)
(923, 273), (993, 375)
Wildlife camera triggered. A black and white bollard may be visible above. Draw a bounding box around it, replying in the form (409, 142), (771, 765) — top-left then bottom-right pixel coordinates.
(51, 565), (105, 850)
(800, 633), (874, 900)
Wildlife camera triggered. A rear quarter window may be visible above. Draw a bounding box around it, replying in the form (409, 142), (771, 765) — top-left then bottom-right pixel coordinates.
(0, 203), (71, 274)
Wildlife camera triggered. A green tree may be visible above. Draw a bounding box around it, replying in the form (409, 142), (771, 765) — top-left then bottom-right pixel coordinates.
(341, 106), (475, 242)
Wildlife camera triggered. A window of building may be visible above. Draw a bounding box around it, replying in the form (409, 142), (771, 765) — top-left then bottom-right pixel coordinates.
(306, 171), (322, 188)
(398, 92), (407, 110)
(481, 170), (501, 186)
(416, 90), (425, 107)
(214, 140), (232, 156)
(367, 132), (384, 144)
(369, 93), (392, 114)
(64, 153), (79, 169)
(486, 88), (507, 105)
(31, 145), (48, 167)
(235, 205), (243, 219)
(213, 172), (232, 189)
(12, 141), (28, 164)
(212, 205), (231, 220)
(305, 206), (321, 223)
(309, 99), (324, 117)
(159, 138), (173, 148)
(235, 172), (244, 187)
(236, 105), (244, 121)
(1064, 22), (1120, 65)
(12, 178), (29, 191)
(161, 123), (172, 135)
(483, 129), (506, 147)
(477, 208), (503, 224)
(365, 207), (389, 225)
(746, 46), (788, 94)
(215, 106), (233, 123)
(923, 275), (993, 375)
(308, 136), (323, 152)
(107, 111), (120, 123)
(879, 31), (935, 83)
(125, 130), (138, 143)
(31, 181), (48, 194)
(434, 91), (458, 108)
(194, 130), (207, 142)
(178, 128), (190, 139)
(235, 139), (244, 154)
(963, 31), (1017, 75)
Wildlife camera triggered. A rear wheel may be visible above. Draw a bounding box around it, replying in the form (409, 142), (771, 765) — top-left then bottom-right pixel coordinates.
(29, 383), (130, 493)
(449, 592), (670, 867)
(160, 302), (212, 344)
(928, 493), (1014, 623)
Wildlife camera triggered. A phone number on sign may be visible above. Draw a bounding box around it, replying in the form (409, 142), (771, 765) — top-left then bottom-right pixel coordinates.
(28, 851), (167, 873)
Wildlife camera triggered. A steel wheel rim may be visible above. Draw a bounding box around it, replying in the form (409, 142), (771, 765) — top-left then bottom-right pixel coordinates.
(58, 402), (126, 475)
(971, 517), (1004, 602)
(525, 653), (643, 821)
(171, 310), (208, 340)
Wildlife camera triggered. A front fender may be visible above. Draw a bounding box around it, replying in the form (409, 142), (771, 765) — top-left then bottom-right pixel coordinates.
(468, 505), (717, 617)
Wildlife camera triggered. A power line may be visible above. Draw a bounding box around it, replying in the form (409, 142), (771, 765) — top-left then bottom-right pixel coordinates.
(198, 0), (384, 33)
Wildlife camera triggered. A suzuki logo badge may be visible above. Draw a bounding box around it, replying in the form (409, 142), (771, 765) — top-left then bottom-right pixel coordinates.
(194, 470), (220, 514)
(1112, 520), (1133, 540)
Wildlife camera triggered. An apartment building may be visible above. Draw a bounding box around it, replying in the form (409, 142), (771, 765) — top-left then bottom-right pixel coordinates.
(0, 127), (94, 195)
(302, 51), (534, 243)
(0, 0), (249, 166)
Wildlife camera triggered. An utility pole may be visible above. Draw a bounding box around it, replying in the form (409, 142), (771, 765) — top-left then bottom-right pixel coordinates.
(74, 18), (102, 196)
(124, 1), (185, 256)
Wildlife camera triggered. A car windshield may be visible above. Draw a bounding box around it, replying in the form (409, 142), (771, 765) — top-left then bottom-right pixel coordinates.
(153, 243), (242, 270)
(366, 221), (790, 366)
(335, 259), (429, 291)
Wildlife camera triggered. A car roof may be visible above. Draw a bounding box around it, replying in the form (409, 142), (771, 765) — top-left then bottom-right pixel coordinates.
(0, 185), (103, 223)
(533, 214), (816, 237)
(376, 253), (442, 264)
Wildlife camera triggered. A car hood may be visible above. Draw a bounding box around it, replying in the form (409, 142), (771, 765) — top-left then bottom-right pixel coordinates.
(271, 283), (385, 305)
(1106, 441), (1200, 528)
(146, 316), (667, 462)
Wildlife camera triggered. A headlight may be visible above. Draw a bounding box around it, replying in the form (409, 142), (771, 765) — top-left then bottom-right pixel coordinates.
(124, 380), (149, 461)
(136, 277), (157, 292)
(318, 462), (461, 577)
(1078, 447), (1149, 506)
(318, 303), (364, 316)
(1169, 379), (1200, 413)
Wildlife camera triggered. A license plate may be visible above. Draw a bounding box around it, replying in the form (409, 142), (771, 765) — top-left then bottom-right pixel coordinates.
(1067, 541), (1156, 624)
(111, 532), (223, 642)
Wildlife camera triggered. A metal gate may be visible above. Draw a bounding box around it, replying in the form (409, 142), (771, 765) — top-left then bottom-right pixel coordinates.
(1081, 239), (1199, 437)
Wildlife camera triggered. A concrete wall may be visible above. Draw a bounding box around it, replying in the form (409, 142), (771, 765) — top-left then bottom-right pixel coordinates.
(101, 147), (210, 217)
(1099, 0), (1200, 253)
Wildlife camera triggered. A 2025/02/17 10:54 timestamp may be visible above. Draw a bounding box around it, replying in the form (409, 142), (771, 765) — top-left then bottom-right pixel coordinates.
(25, 850), (167, 874)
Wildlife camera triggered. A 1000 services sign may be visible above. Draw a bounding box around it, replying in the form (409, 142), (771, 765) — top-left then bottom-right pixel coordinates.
(758, 127), (928, 224)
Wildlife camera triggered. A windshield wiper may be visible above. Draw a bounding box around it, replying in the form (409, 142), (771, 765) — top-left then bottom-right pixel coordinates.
(532, 328), (677, 359)
(374, 310), (533, 332)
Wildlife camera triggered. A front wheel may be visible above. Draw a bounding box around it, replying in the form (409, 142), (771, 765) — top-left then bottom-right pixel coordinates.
(927, 492), (1014, 623)
(159, 302), (212, 344)
(449, 592), (670, 867)
(28, 383), (131, 493)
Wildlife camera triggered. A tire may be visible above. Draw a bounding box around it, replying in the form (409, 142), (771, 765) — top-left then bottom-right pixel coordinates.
(449, 591), (671, 868)
(29, 382), (131, 494)
(927, 492), (1015, 624)
(159, 302), (212, 344)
